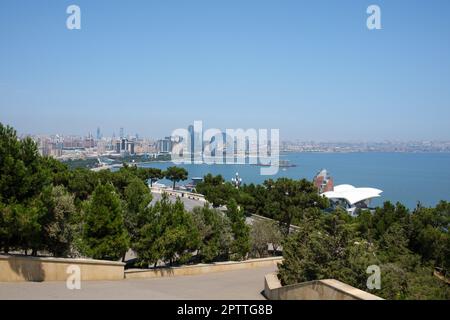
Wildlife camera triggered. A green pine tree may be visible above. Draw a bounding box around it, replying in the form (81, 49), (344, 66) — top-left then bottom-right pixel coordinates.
(227, 199), (251, 260)
(82, 183), (129, 260)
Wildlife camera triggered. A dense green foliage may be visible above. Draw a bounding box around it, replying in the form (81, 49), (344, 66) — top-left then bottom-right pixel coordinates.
(250, 219), (283, 258)
(195, 174), (238, 207)
(133, 194), (200, 266)
(123, 177), (153, 243)
(40, 185), (79, 257)
(0, 124), (51, 255)
(196, 173), (449, 300)
(0, 125), (50, 204)
(226, 199), (251, 260)
(278, 203), (450, 300)
(197, 175), (329, 235)
(191, 205), (232, 262)
(258, 178), (329, 235)
(82, 184), (129, 260)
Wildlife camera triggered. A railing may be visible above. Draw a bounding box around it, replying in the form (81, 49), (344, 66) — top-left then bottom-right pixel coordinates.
(150, 186), (207, 202)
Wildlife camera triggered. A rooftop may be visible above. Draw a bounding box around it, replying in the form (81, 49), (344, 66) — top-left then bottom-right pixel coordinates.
(322, 184), (383, 205)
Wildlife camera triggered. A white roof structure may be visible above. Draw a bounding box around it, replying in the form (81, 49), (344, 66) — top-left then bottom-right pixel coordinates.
(322, 184), (383, 205)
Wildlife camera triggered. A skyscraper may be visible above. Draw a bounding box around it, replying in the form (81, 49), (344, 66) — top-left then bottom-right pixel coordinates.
(128, 142), (135, 155)
(119, 127), (124, 139)
(96, 127), (101, 140)
(188, 125), (194, 163)
(156, 137), (172, 153)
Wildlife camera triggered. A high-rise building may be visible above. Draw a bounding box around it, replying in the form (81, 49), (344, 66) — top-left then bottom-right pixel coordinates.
(96, 127), (101, 140)
(157, 136), (172, 153)
(84, 134), (95, 148)
(128, 141), (135, 155)
(188, 125), (194, 162)
(120, 127), (124, 139)
(115, 138), (135, 155)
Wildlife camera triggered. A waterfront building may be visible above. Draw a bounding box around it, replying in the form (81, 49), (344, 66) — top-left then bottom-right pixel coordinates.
(322, 184), (383, 216)
(313, 169), (334, 193)
(315, 169), (382, 216)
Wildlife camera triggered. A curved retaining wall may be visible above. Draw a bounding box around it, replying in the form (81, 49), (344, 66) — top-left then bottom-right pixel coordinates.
(0, 255), (125, 282)
(125, 257), (282, 279)
(264, 272), (383, 300)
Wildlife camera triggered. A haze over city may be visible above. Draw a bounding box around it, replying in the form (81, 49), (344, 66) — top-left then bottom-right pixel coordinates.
(1, 0), (450, 141)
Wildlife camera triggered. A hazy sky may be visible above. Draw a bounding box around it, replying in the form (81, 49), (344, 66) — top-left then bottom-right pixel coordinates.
(1, 0), (450, 140)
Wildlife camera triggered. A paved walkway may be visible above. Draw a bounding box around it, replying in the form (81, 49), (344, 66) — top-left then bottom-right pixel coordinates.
(0, 265), (276, 300)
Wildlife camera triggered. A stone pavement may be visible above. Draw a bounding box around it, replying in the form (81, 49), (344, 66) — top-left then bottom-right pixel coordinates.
(0, 265), (277, 300)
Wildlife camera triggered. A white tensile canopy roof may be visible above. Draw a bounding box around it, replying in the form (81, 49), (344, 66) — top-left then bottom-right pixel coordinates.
(322, 184), (383, 205)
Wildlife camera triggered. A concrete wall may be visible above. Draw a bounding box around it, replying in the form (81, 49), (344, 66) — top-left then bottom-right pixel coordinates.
(125, 257), (282, 279)
(264, 272), (383, 300)
(0, 255), (125, 282)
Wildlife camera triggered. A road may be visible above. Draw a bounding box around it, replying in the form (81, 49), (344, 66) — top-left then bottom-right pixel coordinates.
(0, 265), (276, 300)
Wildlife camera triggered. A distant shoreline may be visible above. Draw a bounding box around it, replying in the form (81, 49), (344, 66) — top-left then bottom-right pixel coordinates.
(63, 150), (450, 171)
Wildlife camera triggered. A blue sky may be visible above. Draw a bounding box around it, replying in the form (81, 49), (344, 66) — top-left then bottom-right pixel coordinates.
(1, 0), (450, 140)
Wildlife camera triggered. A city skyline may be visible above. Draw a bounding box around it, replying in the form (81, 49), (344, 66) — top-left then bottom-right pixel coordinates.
(21, 123), (450, 159)
(2, 0), (450, 141)
(15, 124), (450, 145)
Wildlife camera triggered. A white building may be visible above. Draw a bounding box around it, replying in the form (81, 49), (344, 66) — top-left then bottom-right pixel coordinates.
(322, 184), (383, 216)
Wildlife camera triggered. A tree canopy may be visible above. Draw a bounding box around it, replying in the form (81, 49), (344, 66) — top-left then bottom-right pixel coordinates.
(164, 166), (188, 189)
(82, 183), (129, 260)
